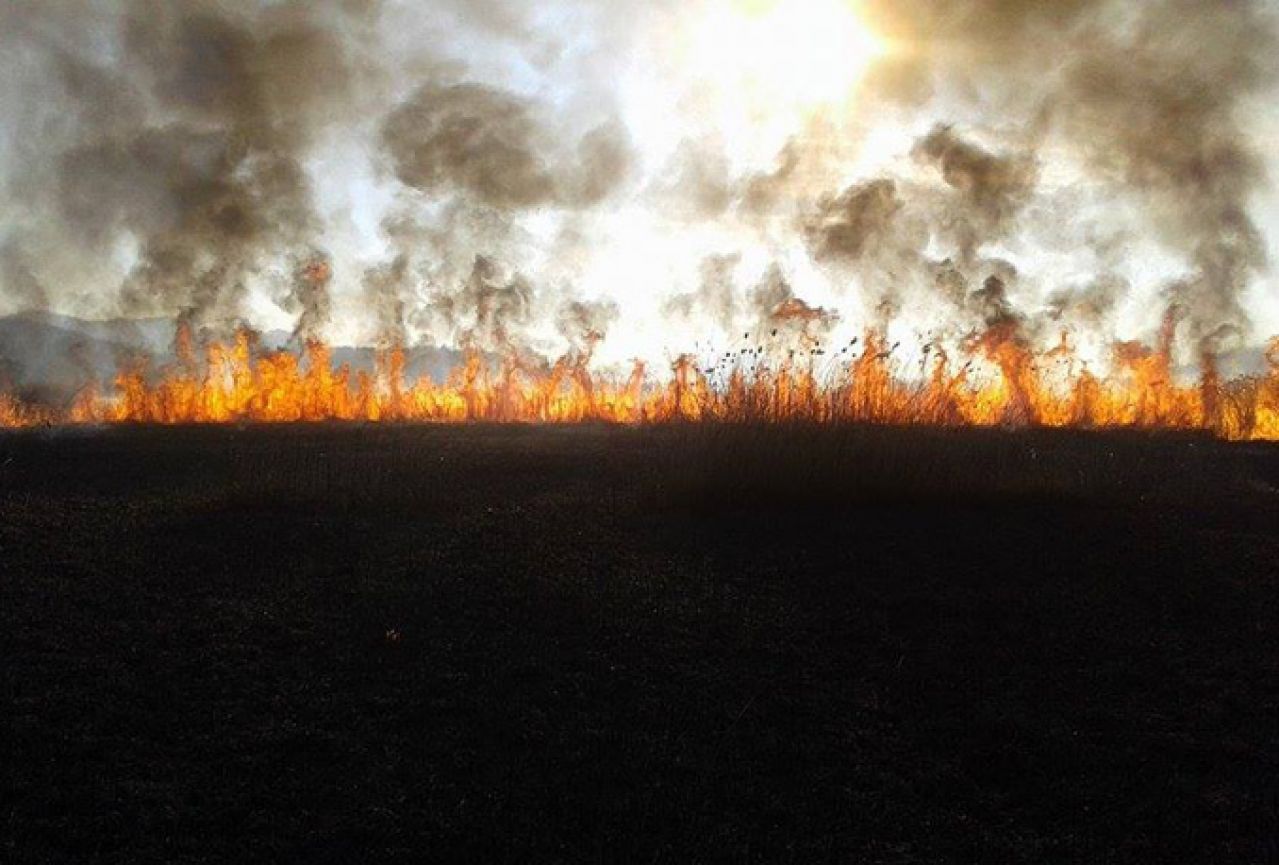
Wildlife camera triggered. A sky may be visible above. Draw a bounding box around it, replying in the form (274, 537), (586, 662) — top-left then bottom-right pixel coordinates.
(1, 0), (1277, 374)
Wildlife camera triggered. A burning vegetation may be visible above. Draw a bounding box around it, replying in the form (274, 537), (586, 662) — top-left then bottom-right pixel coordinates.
(2, 1), (1279, 442)
(0, 316), (1275, 440)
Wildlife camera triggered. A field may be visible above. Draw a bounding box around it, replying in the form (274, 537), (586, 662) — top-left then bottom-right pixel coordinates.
(3, 424), (1278, 863)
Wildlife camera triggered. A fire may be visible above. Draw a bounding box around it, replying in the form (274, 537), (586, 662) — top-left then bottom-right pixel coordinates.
(0, 393), (53, 428)
(2, 318), (1276, 440)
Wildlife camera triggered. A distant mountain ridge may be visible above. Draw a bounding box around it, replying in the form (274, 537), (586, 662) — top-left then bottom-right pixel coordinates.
(1, 311), (1274, 408)
(0, 312), (464, 406)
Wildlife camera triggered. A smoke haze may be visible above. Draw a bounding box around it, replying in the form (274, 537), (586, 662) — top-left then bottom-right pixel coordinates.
(1, 0), (1277, 379)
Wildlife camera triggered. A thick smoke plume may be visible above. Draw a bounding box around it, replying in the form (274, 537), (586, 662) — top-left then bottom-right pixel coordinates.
(0, 0), (380, 336)
(426, 255), (534, 352)
(856, 0), (1275, 343)
(381, 82), (632, 211)
(0, 0), (1275, 391)
(804, 179), (904, 264)
(911, 124), (1037, 262)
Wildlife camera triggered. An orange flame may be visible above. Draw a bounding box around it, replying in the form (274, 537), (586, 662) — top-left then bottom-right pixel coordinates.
(2, 321), (1277, 440)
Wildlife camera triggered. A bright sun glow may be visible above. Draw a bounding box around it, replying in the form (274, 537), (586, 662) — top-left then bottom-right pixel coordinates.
(692, 0), (881, 107)
(674, 0), (884, 167)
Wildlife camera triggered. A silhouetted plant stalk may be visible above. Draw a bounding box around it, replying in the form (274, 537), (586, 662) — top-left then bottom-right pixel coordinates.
(2, 322), (1277, 441)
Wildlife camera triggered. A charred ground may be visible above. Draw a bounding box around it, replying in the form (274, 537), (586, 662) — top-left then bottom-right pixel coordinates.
(2, 424), (1278, 863)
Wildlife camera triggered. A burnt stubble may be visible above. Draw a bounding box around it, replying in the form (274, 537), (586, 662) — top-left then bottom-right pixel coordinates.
(2, 425), (1277, 863)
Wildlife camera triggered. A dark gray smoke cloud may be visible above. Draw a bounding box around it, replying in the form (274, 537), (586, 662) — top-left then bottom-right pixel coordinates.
(423, 254), (535, 352)
(361, 254), (411, 346)
(0, 0), (1275, 381)
(856, 0), (1275, 341)
(382, 83), (557, 210)
(911, 124), (1038, 262)
(288, 253), (334, 343)
(1046, 273), (1126, 325)
(374, 75), (633, 353)
(381, 81), (633, 211)
(1052, 2), (1271, 345)
(0, 0), (381, 336)
(804, 179), (904, 264)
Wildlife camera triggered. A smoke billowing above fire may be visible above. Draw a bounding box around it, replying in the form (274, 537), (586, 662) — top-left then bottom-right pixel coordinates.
(1, 0), (1278, 434)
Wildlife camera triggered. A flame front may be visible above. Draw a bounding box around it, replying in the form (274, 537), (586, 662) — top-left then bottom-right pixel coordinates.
(2, 320), (1275, 440)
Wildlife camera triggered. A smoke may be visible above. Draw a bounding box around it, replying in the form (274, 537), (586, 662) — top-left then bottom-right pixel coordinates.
(658, 139), (734, 219)
(663, 253), (741, 328)
(373, 73), (633, 353)
(0, 237), (47, 312)
(1052, 3), (1271, 343)
(749, 264), (837, 345)
(663, 256), (837, 351)
(0, 0), (1275, 386)
(1046, 273), (1126, 325)
(361, 254), (411, 346)
(858, 0), (1275, 343)
(289, 254), (334, 344)
(804, 179), (904, 264)
(381, 81), (633, 211)
(381, 83), (557, 210)
(970, 272), (1023, 330)
(424, 255), (535, 352)
(556, 299), (620, 353)
(911, 124), (1038, 262)
(0, 0), (385, 339)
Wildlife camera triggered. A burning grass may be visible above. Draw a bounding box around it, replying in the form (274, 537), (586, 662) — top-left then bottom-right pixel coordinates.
(2, 321), (1279, 440)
